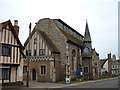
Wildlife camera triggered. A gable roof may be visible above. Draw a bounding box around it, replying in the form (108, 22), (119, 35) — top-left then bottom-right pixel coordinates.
(24, 28), (60, 54)
(52, 19), (83, 47)
(38, 31), (60, 54)
(1, 20), (24, 49)
(92, 48), (99, 56)
(60, 30), (83, 47)
(100, 59), (107, 68)
(54, 19), (84, 38)
(1, 20), (25, 57)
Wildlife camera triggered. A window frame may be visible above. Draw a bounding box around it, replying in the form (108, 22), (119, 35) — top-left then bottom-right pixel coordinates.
(39, 49), (46, 56)
(26, 50), (31, 56)
(34, 49), (36, 56)
(40, 65), (47, 76)
(2, 45), (11, 57)
(0, 68), (10, 80)
(34, 38), (37, 44)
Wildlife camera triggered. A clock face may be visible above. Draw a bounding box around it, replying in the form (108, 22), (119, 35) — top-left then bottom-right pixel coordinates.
(83, 47), (89, 54)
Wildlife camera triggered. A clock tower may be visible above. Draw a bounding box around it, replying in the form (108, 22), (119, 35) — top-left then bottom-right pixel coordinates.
(83, 20), (92, 55)
(82, 20), (93, 80)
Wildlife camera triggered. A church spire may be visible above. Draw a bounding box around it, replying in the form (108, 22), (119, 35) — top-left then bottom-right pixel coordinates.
(84, 20), (91, 42)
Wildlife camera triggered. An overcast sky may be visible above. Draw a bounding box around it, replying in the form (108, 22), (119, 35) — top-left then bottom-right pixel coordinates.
(0, 0), (119, 59)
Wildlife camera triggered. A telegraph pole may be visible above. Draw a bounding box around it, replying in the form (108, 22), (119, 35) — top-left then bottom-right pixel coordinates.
(26, 23), (31, 87)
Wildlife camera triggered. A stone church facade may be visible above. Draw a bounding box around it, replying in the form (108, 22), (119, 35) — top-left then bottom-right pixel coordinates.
(23, 18), (99, 82)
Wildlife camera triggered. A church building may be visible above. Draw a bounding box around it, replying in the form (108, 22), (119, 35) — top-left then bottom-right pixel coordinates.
(23, 18), (99, 82)
(82, 22), (99, 80)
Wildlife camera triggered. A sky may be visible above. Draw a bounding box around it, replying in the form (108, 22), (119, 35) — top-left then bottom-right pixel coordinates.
(0, 0), (119, 59)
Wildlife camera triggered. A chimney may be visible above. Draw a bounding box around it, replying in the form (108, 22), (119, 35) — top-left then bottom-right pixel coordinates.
(108, 53), (112, 74)
(14, 20), (19, 37)
(108, 53), (111, 59)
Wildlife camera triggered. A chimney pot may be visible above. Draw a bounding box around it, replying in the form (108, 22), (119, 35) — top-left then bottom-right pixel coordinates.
(14, 20), (18, 26)
(14, 20), (19, 37)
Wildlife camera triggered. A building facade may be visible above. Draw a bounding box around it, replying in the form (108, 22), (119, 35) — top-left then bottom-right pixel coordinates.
(23, 18), (99, 82)
(111, 55), (120, 75)
(0, 20), (24, 86)
(81, 22), (99, 80)
(100, 53), (120, 76)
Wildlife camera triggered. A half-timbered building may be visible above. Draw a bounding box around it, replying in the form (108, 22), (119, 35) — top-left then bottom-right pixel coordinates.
(0, 20), (24, 86)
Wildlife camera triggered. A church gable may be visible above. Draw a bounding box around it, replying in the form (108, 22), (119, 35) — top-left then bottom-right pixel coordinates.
(24, 29), (59, 57)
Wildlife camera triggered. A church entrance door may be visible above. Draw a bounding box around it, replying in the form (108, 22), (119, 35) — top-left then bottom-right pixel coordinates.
(32, 69), (36, 80)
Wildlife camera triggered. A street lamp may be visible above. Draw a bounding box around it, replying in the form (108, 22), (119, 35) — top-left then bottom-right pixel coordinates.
(26, 23), (31, 87)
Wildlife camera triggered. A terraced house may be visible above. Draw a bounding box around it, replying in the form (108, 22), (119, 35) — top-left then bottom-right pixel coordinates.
(0, 20), (24, 86)
(23, 18), (99, 82)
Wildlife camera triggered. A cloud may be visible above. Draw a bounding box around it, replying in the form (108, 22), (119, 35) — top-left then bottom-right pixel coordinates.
(0, 0), (119, 59)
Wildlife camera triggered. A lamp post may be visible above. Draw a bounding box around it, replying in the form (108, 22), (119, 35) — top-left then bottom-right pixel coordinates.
(26, 23), (31, 87)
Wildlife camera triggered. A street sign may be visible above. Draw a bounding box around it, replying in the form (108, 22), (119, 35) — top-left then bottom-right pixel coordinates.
(76, 70), (83, 76)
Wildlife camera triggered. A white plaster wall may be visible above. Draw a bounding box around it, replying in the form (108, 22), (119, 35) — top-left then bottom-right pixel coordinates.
(103, 60), (108, 72)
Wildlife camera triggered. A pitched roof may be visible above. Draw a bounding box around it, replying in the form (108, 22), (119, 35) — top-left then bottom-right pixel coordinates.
(1, 20), (25, 56)
(1, 20), (23, 48)
(38, 31), (60, 54)
(60, 29), (83, 47)
(84, 21), (91, 42)
(100, 59), (107, 68)
(54, 19), (84, 38)
(52, 19), (84, 47)
(24, 28), (60, 54)
(92, 48), (99, 56)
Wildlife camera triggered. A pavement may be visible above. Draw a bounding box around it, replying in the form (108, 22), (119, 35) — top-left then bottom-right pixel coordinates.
(23, 77), (118, 88)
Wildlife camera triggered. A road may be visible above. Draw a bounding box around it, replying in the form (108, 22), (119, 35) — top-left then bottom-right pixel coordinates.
(66, 77), (119, 88)
(5, 77), (119, 90)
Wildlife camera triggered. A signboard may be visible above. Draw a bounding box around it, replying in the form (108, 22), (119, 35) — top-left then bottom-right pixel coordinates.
(76, 70), (83, 76)
(66, 78), (70, 84)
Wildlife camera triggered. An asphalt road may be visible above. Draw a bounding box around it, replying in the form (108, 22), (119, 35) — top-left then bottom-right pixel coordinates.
(66, 77), (119, 88)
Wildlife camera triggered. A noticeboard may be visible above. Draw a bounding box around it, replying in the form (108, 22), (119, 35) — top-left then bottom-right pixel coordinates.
(76, 70), (83, 76)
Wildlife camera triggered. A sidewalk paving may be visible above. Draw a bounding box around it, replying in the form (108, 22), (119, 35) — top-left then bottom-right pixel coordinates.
(23, 77), (118, 88)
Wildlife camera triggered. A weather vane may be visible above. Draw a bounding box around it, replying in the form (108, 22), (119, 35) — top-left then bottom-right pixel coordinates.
(85, 19), (88, 23)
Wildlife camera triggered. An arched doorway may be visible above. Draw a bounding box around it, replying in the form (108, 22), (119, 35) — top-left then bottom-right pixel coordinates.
(32, 69), (36, 80)
(72, 49), (76, 71)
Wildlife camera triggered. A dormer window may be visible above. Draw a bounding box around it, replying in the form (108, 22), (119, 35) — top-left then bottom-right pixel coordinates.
(34, 38), (37, 44)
